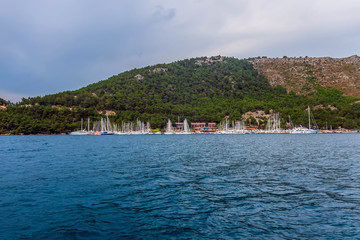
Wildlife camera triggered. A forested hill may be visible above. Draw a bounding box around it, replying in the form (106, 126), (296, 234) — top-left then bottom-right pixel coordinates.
(24, 56), (280, 111)
(1, 56), (360, 134)
(18, 56), (288, 127)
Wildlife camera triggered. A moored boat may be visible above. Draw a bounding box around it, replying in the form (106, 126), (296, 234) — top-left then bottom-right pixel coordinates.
(69, 118), (89, 135)
(290, 106), (319, 134)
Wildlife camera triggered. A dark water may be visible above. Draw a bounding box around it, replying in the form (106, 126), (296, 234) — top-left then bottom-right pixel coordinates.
(1, 134), (360, 239)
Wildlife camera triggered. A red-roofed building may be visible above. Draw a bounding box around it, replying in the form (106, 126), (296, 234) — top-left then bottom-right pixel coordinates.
(191, 122), (217, 132)
(191, 123), (206, 131)
(204, 123), (217, 132)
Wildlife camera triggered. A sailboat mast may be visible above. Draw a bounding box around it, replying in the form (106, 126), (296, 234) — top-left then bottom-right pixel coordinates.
(289, 115), (291, 129)
(308, 106), (311, 130)
(106, 116), (110, 132)
(101, 118), (104, 132)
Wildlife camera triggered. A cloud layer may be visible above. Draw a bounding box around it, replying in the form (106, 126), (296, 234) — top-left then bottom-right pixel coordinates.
(1, 0), (360, 102)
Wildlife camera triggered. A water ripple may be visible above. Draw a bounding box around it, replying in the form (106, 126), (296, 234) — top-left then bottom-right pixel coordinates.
(1, 134), (360, 239)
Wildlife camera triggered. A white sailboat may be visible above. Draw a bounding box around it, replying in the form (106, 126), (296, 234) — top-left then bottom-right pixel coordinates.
(290, 106), (319, 134)
(183, 119), (191, 134)
(164, 119), (174, 134)
(69, 118), (89, 135)
(101, 116), (114, 135)
(218, 119), (231, 134)
(177, 118), (191, 134)
(265, 113), (282, 133)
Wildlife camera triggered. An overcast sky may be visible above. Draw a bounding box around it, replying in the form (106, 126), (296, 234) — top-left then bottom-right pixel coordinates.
(1, 0), (360, 102)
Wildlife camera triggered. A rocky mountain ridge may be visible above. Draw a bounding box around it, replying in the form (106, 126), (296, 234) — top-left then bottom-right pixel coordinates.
(251, 55), (360, 97)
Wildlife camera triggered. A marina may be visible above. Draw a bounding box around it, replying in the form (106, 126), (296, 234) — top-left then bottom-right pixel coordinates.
(68, 106), (359, 135)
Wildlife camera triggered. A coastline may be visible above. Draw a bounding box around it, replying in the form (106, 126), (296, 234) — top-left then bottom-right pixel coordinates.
(1, 130), (359, 136)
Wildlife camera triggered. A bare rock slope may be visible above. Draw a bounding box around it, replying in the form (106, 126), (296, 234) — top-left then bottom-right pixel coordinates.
(251, 55), (360, 97)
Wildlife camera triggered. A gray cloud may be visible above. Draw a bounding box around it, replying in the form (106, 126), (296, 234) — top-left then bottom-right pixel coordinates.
(153, 5), (176, 21)
(0, 0), (359, 102)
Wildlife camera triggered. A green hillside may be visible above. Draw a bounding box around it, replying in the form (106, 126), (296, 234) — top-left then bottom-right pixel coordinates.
(1, 56), (360, 134)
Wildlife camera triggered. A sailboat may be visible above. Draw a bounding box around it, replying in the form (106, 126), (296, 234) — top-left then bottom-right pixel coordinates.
(164, 119), (174, 134)
(177, 118), (191, 134)
(265, 113), (282, 133)
(290, 106), (319, 134)
(69, 118), (89, 135)
(101, 116), (114, 135)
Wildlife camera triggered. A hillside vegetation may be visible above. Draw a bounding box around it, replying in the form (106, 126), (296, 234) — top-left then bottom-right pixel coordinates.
(1, 56), (360, 134)
(0, 97), (9, 106)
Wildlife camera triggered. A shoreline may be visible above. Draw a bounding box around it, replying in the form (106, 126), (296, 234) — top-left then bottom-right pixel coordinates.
(1, 130), (359, 136)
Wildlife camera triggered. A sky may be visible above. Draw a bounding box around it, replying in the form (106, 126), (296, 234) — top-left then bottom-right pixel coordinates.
(1, 0), (360, 102)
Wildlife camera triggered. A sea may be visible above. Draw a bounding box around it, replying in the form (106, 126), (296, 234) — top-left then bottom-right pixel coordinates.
(1, 134), (360, 239)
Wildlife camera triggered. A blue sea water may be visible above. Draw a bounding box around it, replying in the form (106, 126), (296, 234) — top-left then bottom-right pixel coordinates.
(1, 134), (360, 239)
